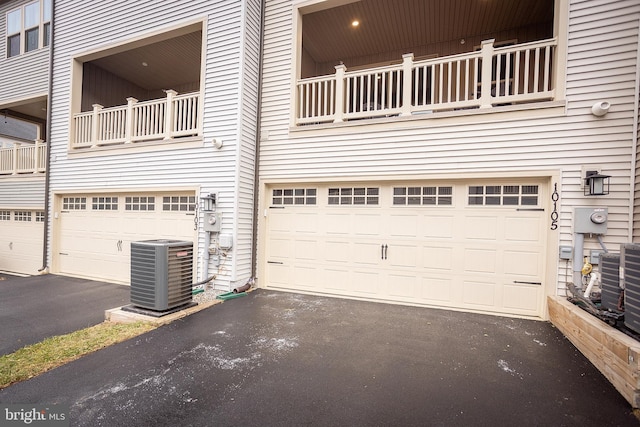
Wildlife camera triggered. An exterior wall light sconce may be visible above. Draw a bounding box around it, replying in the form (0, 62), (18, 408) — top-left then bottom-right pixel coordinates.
(201, 193), (217, 211)
(584, 170), (610, 196)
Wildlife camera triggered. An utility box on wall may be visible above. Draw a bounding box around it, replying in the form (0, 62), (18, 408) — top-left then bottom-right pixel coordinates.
(574, 207), (608, 234)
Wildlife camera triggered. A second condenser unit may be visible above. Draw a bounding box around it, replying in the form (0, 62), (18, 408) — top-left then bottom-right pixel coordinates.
(623, 243), (640, 334)
(130, 239), (194, 311)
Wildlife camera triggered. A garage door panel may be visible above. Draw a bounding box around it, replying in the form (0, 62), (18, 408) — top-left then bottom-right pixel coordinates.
(464, 248), (497, 273)
(352, 242), (381, 266)
(421, 246), (454, 271)
(0, 218), (44, 274)
(266, 263), (290, 287)
(388, 244), (418, 268)
(505, 216), (542, 242)
(463, 280), (497, 308)
(385, 273), (417, 298)
(420, 276), (453, 302)
(325, 240), (350, 263)
(293, 265), (318, 288)
(265, 237), (292, 259)
(503, 283), (540, 313)
(388, 214), (418, 237)
(325, 268), (350, 291)
(294, 213), (319, 234)
(326, 213), (351, 235)
(422, 215), (455, 239)
(265, 181), (547, 318)
(503, 250), (541, 277)
(353, 213), (382, 236)
(56, 192), (194, 284)
(352, 270), (379, 294)
(269, 210), (294, 233)
(295, 239), (319, 261)
(464, 216), (498, 240)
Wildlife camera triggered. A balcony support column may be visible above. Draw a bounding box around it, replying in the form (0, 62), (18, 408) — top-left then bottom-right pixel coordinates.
(125, 97), (138, 144)
(479, 39), (495, 109)
(401, 53), (414, 116)
(12, 144), (18, 175)
(333, 65), (346, 123)
(91, 104), (103, 148)
(164, 90), (177, 141)
(33, 139), (43, 174)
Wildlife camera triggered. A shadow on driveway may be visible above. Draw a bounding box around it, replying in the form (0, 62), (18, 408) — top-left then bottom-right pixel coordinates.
(1, 289), (638, 426)
(0, 274), (129, 355)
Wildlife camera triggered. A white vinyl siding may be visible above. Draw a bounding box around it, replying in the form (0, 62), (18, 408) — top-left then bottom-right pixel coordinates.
(49, 0), (262, 288)
(0, 0), (49, 104)
(0, 177), (45, 208)
(259, 0), (640, 298)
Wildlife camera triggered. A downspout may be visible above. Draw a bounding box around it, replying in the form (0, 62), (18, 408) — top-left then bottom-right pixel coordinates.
(250, 0), (266, 279)
(630, 17), (640, 243)
(39, 0), (55, 273)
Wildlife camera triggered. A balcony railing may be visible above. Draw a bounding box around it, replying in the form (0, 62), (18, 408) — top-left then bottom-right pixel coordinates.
(296, 38), (556, 125)
(0, 140), (47, 175)
(72, 90), (200, 149)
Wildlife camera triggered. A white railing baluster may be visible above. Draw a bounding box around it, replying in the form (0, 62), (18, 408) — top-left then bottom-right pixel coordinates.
(543, 45), (550, 92)
(534, 48), (540, 93)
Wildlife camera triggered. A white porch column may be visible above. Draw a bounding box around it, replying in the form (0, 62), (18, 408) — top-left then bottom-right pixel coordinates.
(164, 90), (177, 140)
(91, 104), (103, 147)
(33, 139), (43, 173)
(125, 97), (138, 144)
(333, 65), (346, 123)
(479, 39), (495, 109)
(401, 53), (414, 116)
(12, 144), (18, 175)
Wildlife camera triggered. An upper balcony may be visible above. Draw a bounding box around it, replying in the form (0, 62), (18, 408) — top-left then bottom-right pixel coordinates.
(295, 0), (558, 126)
(72, 90), (200, 149)
(69, 22), (203, 151)
(0, 139), (46, 175)
(297, 38), (556, 125)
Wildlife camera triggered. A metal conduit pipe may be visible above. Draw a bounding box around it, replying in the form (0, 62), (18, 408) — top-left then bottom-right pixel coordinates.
(596, 234), (609, 254)
(573, 232), (585, 287)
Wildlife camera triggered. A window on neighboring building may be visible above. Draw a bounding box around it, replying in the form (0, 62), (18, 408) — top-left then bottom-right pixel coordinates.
(7, 9), (21, 57)
(6, 0), (51, 58)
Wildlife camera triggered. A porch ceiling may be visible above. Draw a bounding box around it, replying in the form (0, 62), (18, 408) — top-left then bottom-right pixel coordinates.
(88, 31), (202, 91)
(302, 0), (554, 64)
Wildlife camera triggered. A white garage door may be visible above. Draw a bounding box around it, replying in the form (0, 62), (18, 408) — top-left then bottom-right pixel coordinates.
(55, 192), (196, 284)
(0, 209), (44, 275)
(264, 181), (548, 318)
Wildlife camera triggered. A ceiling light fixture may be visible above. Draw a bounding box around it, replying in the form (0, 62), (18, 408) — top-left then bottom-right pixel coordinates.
(141, 62), (148, 67)
(351, 20), (359, 27)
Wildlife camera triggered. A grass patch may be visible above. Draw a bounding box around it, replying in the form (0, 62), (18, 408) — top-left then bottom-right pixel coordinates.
(0, 321), (156, 389)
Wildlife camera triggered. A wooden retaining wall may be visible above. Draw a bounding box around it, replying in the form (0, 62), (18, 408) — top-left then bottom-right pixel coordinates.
(548, 296), (640, 408)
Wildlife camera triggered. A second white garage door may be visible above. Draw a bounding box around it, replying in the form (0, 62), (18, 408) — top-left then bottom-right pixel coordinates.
(55, 192), (196, 284)
(0, 209), (44, 275)
(264, 181), (548, 318)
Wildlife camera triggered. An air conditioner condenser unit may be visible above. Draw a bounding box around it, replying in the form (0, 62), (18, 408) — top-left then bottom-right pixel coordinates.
(130, 239), (194, 311)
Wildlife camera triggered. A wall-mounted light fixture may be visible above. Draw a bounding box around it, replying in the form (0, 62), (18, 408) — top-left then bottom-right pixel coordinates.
(584, 170), (611, 196)
(201, 193), (217, 211)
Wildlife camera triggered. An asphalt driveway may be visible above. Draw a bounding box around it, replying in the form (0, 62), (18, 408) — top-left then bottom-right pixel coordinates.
(0, 274), (129, 355)
(1, 289), (638, 426)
